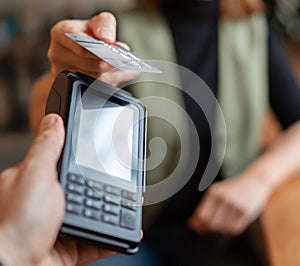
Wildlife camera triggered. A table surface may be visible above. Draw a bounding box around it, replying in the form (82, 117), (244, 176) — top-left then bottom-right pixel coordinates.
(262, 175), (300, 266)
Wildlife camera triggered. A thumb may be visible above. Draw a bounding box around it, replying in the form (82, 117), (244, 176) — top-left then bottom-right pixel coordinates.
(87, 12), (117, 43)
(24, 114), (65, 174)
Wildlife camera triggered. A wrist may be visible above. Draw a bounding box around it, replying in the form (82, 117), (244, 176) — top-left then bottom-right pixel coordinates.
(241, 168), (277, 200)
(0, 223), (31, 266)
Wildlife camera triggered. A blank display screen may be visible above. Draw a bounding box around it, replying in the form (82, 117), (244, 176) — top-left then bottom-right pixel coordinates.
(75, 103), (135, 182)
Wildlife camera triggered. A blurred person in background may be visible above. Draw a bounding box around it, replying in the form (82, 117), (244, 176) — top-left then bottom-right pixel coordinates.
(30, 0), (300, 265)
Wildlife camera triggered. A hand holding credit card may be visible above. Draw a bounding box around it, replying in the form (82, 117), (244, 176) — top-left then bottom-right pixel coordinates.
(66, 33), (162, 74)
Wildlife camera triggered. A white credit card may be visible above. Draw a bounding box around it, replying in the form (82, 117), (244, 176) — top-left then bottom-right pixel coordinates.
(66, 33), (162, 74)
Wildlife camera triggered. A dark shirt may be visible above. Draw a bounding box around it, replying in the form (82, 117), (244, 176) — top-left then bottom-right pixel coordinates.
(155, 0), (300, 224)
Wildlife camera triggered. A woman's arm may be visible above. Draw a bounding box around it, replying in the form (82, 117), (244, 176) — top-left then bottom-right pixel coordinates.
(188, 121), (300, 235)
(29, 72), (54, 134)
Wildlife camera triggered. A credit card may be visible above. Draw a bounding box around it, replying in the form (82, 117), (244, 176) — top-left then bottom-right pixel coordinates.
(66, 33), (162, 74)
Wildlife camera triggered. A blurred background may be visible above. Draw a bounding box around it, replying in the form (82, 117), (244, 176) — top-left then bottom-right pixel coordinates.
(0, 0), (135, 170)
(0, 0), (299, 170)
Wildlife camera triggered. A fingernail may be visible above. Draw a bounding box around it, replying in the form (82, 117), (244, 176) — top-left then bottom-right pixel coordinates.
(40, 115), (56, 131)
(98, 26), (114, 41)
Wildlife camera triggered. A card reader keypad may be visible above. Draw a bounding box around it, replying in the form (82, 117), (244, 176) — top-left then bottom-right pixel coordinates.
(65, 174), (137, 230)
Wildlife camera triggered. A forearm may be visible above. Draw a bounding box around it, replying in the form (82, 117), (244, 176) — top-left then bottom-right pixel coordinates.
(29, 72), (55, 135)
(242, 121), (300, 193)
